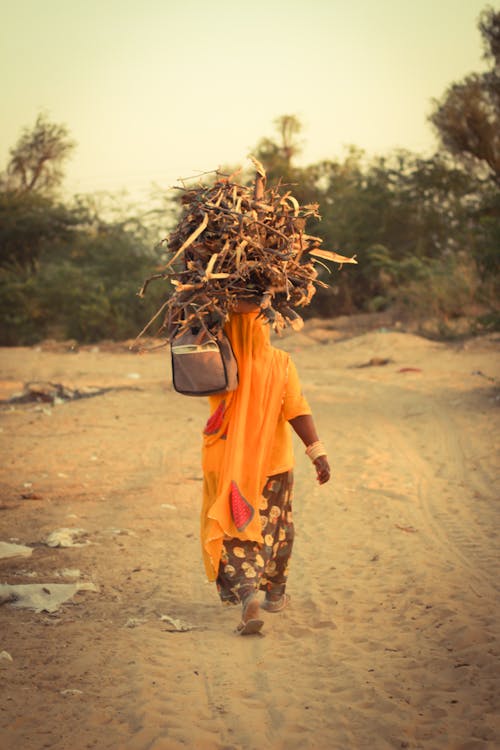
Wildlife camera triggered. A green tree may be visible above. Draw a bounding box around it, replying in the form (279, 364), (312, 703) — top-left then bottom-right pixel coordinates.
(0, 191), (82, 269)
(2, 112), (76, 194)
(0, 208), (166, 345)
(429, 7), (500, 185)
(0, 114), (81, 270)
(252, 114), (304, 187)
(0, 118), (168, 344)
(429, 8), (500, 280)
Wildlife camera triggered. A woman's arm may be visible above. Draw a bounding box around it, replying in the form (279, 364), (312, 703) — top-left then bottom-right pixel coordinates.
(289, 414), (331, 485)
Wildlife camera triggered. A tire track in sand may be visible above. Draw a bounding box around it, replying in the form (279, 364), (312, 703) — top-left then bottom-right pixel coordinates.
(376, 393), (499, 596)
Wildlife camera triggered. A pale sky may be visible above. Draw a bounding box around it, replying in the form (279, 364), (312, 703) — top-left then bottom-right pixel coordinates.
(0, 0), (492, 202)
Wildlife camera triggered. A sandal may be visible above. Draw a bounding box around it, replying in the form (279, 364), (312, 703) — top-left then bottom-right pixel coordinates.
(236, 618), (264, 635)
(236, 594), (264, 636)
(261, 593), (290, 613)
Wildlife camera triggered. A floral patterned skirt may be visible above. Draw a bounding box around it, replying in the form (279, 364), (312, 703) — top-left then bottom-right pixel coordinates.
(216, 470), (294, 605)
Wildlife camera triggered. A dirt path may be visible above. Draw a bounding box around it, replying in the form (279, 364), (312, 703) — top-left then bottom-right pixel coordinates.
(0, 329), (499, 750)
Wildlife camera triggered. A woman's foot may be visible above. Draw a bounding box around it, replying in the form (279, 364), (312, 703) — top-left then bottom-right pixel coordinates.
(236, 594), (264, 635)
(262, 593), (290, 613)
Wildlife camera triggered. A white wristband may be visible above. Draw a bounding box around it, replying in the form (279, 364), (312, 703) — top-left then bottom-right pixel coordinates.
(305, 441), (327, 462)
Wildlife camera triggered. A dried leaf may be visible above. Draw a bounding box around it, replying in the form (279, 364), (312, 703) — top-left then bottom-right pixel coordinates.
(248, 155), (266, 178)
(309, 249), (358, 264)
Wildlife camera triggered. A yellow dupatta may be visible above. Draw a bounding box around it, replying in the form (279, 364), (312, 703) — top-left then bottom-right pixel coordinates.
(200, 311), (290, 580)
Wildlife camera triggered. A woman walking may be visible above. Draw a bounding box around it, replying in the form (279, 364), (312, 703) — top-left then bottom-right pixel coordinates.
(201, 300), (330, 635)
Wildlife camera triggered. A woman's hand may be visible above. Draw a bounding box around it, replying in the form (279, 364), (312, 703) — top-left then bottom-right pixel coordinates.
(314, 455), (331, 485)
(288, 415), (331, 485)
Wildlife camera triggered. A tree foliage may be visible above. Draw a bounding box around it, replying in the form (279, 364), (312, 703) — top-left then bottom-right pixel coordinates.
(0, 208), (166, 344)
(252, 114), (304, 187)
(429, 8), (500, 185)
(427, 7), (500, 284)
(0, 190), (82, 269)
(2, 113), (76, 194)
(0, 115), (166, 345)
(251, 115), (497, 319)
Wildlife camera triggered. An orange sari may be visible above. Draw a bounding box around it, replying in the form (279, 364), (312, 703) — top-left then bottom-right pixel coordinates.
(201, 311), (302, 581)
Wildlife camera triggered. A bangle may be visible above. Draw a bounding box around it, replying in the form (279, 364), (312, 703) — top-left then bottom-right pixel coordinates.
(305, 441), (327, 462)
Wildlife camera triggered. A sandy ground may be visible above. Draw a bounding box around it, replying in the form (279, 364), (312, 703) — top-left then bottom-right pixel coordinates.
(0, 322), (499, 750)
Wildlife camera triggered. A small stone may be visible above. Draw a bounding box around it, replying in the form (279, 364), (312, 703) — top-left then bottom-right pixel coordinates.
(125, 617), (146, 628)
(44, 528), (89, 548)
(160, 614), (195, 632)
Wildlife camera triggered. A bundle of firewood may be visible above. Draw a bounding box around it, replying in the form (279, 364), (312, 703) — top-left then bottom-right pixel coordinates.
(138, 160), (356, 339)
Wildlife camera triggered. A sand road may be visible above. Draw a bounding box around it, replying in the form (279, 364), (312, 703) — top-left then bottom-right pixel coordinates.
(0, 327), (499, 750)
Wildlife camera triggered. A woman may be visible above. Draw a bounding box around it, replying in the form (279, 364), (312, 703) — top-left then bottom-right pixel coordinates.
(201, 300), (330, 635)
